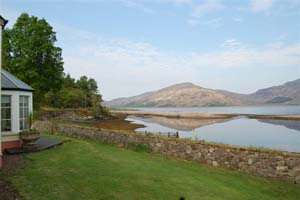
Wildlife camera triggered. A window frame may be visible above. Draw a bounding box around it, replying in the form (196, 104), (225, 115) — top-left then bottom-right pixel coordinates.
(19, 95), (30, 131)
(1, 95), (12, 132)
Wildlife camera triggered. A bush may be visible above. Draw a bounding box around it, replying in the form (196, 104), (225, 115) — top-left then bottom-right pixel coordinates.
(45, 88), (89, 108)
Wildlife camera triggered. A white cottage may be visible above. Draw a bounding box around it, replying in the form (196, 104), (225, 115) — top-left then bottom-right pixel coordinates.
(1, 69), (33, 153)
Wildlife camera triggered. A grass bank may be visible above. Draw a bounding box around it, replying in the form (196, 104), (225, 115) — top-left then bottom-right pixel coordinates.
(9, 134), (300, 200)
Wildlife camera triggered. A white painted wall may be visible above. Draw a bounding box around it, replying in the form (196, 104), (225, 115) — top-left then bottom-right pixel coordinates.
(1, 90), (33, 142)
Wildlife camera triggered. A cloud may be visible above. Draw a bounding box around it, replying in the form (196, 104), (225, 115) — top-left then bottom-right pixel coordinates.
(278, 33), (288, 41)
(222, 39), (241, 47)
(187, 19), (199, 26)
(201, 17), (223, 27)
(250, 0), (272, 12)
(159, 0), (193, 5)
(191, 0), (224, 18)
(190, 42), (300, 69)
(119, 0), (155, 14)
(56, 24), (300, 99)
(186, 0), (224, 27)
(122, 0), (224, 19)
(187, 17), (222, 27)
(233, 17), (243, 23)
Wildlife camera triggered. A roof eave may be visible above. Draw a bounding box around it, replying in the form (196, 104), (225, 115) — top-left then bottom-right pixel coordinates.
(0, 15), (8, 29)
(1, 88), (34, 92)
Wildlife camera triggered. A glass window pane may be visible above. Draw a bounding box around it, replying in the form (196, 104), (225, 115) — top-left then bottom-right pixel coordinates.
(6, 120), (11, 131)
(20, 108), (24, 118)
(24, 96), (29, 107)
(1, 95), (11, 107)
(2, 108), (11, 119)
(2, 96), (9, 103)
(1, 120), (11, 132)
(20, 119), (23, 130)
(19, 96), (30, 130)
(19, 96), (23, 107)
(1, 109), (5, 119)
(24, 108), (29, 118)
(1, 95), (11, 131)
(1, 120), (5, 131)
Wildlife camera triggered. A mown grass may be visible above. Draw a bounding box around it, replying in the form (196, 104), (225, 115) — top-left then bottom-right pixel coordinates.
(10, 134), (300, 200)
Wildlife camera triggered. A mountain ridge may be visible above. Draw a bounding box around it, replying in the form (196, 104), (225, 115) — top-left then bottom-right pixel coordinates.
(105, 79), (300, 107)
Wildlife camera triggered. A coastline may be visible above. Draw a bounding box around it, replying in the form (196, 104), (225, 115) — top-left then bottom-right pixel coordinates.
(111, 109), (300, 120)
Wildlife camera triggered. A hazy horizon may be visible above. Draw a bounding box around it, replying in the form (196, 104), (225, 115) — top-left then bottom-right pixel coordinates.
(2, 0), (300, 100)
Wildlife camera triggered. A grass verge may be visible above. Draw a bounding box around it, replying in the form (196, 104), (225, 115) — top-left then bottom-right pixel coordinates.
(9, 134), (300, 200)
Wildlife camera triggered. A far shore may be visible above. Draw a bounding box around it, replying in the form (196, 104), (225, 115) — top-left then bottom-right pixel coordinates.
(111, 109), (300, 121)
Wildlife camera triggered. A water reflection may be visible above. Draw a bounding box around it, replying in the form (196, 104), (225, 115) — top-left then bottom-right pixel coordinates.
(133, 105), (300, 115)
(128, 115), (229, 131)
(258, 119), (300, 131)
(127, 116), (300, 153)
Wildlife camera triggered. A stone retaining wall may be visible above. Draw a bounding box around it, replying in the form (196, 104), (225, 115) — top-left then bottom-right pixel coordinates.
(34, 121), (300, 184)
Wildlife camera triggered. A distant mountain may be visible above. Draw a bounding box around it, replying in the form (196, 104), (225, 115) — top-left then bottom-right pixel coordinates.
(105, 79), (300, 107)
(219, 79), (300, 105)
(249, 79), (300, 104)
(105, 82), (245, 107)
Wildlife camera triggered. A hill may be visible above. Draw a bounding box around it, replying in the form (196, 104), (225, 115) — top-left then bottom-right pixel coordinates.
(219, 79), (300, 105)
(105, 82), (245, 107)
(105, 79), (300, 107)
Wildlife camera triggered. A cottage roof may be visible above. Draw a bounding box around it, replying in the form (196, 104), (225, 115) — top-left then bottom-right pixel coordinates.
(0, 15), (8, 28)
(1, 69), (34, 91)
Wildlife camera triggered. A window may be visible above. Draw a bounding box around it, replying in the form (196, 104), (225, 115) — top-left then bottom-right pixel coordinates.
(20, 96), (29, 130)
(1, 95), (12, 132)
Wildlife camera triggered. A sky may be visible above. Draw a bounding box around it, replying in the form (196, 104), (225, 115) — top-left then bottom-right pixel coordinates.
(1, 0), (300, 100)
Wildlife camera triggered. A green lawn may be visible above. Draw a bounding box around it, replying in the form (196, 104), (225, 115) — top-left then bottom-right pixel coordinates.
(10, 134), (300, 200)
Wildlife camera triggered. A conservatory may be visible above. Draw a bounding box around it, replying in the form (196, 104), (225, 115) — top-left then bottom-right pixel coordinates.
(1, 69), (33, 153)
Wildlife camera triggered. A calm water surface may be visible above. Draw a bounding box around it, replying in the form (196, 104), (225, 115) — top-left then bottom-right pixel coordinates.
(129, 105), (300, 115)
(127, 116), (300, 153)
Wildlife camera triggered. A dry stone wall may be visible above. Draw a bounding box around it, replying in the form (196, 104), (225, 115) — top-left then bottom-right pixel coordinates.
(34, 121), (300, 184)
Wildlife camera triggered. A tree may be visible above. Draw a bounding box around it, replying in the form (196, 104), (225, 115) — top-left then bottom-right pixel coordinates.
(44, 74), (103, 109)
(2, 29), (12, 69)
(63, 73), (76, 88)
(3, 13), (64, 108)
(44, 88), (87, 108)
(76, 76), (98, 94)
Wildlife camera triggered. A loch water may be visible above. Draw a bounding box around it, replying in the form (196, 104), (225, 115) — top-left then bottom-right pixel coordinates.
(126, 106), (300, 153)
(129, 105), (300, 115)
